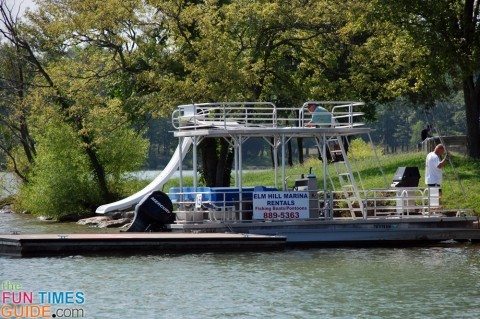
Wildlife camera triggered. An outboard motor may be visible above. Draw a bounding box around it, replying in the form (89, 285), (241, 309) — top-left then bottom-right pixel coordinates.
(126, 191), (175, 232)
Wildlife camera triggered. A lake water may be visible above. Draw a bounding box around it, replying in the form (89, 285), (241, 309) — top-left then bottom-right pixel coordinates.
(129, 169), (266, 181)
(0, 172), (19, 199)
(1, 213), (480, 318)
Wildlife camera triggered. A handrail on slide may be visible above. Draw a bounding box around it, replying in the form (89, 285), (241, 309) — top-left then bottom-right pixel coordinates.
(95, 137), (193, 214)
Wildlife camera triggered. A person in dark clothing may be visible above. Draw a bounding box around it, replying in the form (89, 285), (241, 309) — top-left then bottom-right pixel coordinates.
(421, 125), (432, 141)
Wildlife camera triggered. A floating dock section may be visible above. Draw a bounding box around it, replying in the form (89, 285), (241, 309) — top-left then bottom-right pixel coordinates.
(0, 233), (286, 257)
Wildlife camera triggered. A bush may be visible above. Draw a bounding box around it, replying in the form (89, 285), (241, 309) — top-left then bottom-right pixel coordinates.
(17, 118), (101, 218)
(16, 105), (149, 219)
(349, 138), (374, 160)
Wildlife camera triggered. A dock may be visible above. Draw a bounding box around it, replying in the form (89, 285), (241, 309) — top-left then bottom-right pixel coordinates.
(0, 233), (286, 257)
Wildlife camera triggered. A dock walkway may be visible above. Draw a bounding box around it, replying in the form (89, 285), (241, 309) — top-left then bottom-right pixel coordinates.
(0, 233), (286, 257)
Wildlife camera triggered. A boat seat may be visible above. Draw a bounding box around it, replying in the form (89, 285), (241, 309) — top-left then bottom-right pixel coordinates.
(168, 187), (211, 204)
(202, 202), (237, 221)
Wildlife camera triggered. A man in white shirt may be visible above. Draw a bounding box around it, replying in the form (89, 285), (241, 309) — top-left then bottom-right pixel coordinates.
(425, 144), (448, 187)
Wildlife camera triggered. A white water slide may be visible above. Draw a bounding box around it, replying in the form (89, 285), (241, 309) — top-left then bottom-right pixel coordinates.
(96, 137), (193, 214)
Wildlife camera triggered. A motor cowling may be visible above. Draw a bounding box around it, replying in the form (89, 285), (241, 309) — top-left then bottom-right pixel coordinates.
(126, 191), (175, 232)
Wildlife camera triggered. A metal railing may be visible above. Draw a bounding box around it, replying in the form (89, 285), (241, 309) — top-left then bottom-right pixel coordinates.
(172, 102), (277, 129)
(171, 101), (365, 130)
(364, 188), (430, 216)
(168, 188), (254, 222)
(321, 187), (442, 218)
(168, 186), (448, 223)
(298, 101), (365, 128)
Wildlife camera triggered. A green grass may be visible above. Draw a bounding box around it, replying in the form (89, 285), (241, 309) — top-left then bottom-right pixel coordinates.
(245, 152), (480, 213)
(243, 152), (480, 213)
(123, 151), (480, 213)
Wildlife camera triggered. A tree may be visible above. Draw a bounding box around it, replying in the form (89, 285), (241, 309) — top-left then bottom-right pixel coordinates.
(17, 99), (148, 218)
(0, 4), (38, 182)
(381, 0), (480, 158)
(149, 0), (351, 185)
(17, 116), (102, 218)
(1, 1), (112, 200)
(0, 0), (151, 216)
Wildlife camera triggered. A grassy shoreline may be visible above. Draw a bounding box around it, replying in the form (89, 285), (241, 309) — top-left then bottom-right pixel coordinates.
(5, 151), (477, 218)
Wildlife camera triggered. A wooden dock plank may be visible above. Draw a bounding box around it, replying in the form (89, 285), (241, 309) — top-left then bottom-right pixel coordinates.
(0, 233), (286, 257)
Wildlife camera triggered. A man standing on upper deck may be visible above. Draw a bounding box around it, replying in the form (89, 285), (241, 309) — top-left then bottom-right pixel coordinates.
(425, 144), (448, 187)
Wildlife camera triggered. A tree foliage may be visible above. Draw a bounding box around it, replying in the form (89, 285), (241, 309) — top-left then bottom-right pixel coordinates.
(380, 0), (480, 158)
(1, 0), (150, 217)
(17, 116), (101, 218)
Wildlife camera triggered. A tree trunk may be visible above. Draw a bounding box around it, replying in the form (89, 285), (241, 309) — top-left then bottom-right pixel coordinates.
(200, 138), (233, 187)
(81, 134), (113, 201)
(270, 137), (275, 168)
(287, 139), (293, 166)
(19, 116), (35, 164)
(16, 51), (36, 164)
(215, 138), (233, 186)
(200, 138), (217, 186)
(222, 141), (234, 186)
(463, 77), (480, 158)
(297, 138), (304, 164)
(343, 136), (350, 154)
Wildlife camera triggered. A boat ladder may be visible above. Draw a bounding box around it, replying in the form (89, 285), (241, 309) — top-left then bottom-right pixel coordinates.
(326, 136), (365, 218)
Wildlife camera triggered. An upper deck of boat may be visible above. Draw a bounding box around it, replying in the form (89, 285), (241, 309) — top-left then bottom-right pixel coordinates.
(171, 101), (371, 138)
(174, 126), (371, 138)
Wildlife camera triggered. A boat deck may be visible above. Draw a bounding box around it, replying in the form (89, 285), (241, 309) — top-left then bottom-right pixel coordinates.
(169, 216), (480, 245)
(174, 126), (371, 138)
